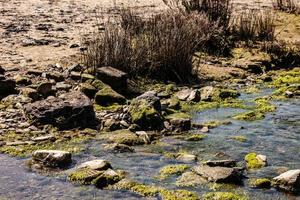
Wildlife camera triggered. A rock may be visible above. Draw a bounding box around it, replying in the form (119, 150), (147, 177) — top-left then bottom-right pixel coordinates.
(93, 169), (123, 188)
(245, 153), (267, 169)
(24, 92), (96, 129)
(80, 83), (97, 98)
(96, 67), (127, 94)
(70, 71), (81, 80)
(204, 159), (237, 168)
(187, 89), (200, 102)
(273, 169), (300, 193)
(285, 91), (294, 98)
(103, 118), (120, 131)
(14, 75), (31, 86)
(219, 89), (240, 99)
(103, 143), (135, 153)
(32, 150), (72, 167)
(81, 73), (95, 81)
(68, 64), (82, 72)
(0, 78), (16, 98)
(176, 153), (197, 162)
(108, 130), (145, 146)
(70, 43), (79, 48)
(169, 117), (191, 132)
(250, 178), (271, 189)
(78, 160), (112, 171)
(200, 86), (214, 101)
(129, 91), (163, 130)
(31, 135), (55, 142)
(175, 89), (192, 101)
(27, 69), (43, 76)
(0, 66), (5, 74)
(55, 82), (72, 91)
(95, 86), (126, 106)
(135, 131), (151, 144)
(193, 165), (243, 184)
(176, 171), (207, 187)
(20, 87), (39, 101)
(37, 82), (53, 96)
(46, 72), (64, 82)
(68, 167), (103, 185)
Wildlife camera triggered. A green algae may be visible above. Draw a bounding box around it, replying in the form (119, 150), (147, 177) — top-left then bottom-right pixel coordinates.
(202, 120), (232, 128)
(68, 167), (103, 185)
(230, 135), (247, 142)
(203, 192), (248, 200)
(131, 184), (162, 197)
(249, 178), (271, 188)
(158, 164), (190, 179)
(185, 134), (207, 141)
(165, 112), (191, 120)
(244, 153), (266, 169)
(160, 189), (200, 200)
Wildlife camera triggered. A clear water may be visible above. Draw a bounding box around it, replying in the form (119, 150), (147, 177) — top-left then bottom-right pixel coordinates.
(0, 88), (299, 200)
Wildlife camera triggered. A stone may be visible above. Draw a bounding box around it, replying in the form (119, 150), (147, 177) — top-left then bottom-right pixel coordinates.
(27, 69), (43, 76)
(0, 66), (5, 74)
(193, 165), (243, 184)
(23, 92), (96, 129)
(204, 159), (237, 168)
(68, 167), (103, 185)
(80, 83), (97, 98)
(175, 89), (192, 101)
(37, 82), (53, 96)
(103, 118), (120, 131)
(14, 75), (31, 85)
(187, 89), (200, 102)
(31, 135), (55, 142)
(96, 67), (127, 94)
(55, 82), (72, 91)
(0, 78), (16, 98)
(176, 171), (207, 187)
(169, 118), (191, 132)
(200, 86), (214, 101)
(108, 130), (145, 146)
(93, 169), (123, 188)
(176, 153), (197, 162)
(68, 64), (82, 72)
(135, 131), (151, 144)
(20, 87), (39, 101)
(250, 178), (271, 189)
(78, 160), (112, 171)
(273, 169), (300, 193)
(70, 71), (81, 80)
(32, 150), (72, 167)
(46, 72), (64, 82)
(95, 86), (126, 106)
(129, 91), (163, 130)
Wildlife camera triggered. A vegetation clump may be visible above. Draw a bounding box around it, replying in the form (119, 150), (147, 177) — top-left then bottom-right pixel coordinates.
(159, 164), (190, 179)
(68, 167), (103, 185)
(249, 178), (271, 188)
(244, 152), (266, 169)
(203, 192), (248, 200)
(230, 135), (247, 142)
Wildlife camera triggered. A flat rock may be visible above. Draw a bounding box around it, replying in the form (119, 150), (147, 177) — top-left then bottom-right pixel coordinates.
(273, 169), (300, 193)
(204, 159), (237, 168)
(23, 92), (96, 129)
(96, 67), (127, 94)
(193, 165), (243, 184)
(175, 89), (192, 101)
(78, 160), (112, 171)
(32, 150), (72, 167)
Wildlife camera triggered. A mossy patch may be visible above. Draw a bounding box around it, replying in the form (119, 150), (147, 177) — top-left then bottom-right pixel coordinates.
(244, 153), (266, 169)
(68, 167), (103, 185)
(160, 189), (200, 200)
(165, 112), (191, 120)
(108, 130), (145, 146)
(230, 135), (247, 142)
(202, 120), (231, 128)
(185, 134), (207, 141)
(243, 86), (260, 94)
(249, 178), (271, 188)
(176, 171), (206, 187)
(158, 164), (190, 179)
(203, 192), (248, 200)
(94, 104), (122, 112)
(131, 184), (162, 197)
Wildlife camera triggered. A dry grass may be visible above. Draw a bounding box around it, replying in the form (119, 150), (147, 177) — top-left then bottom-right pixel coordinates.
(273, 0), (300, 14)
(82, 10), (219, 82)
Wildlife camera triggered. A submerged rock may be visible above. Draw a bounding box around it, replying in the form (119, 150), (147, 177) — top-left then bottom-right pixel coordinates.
(273, 169), (300, 193)
(24, 92), (96, 129)
(32, 150), (72, 168)
(193, 165), (243, 184)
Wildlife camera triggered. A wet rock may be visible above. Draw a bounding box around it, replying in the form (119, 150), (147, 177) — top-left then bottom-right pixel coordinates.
(108, 130), (145, 146)
(24, 92), (96, 129)
(78, 160), (112, 171)
(219, 89), (240, 99)
(169, 117), (191, 132)
(250, 178), (271, 189)
(103, 143), (135, 153)
(193, 165), (243, 184)
(95, 86), (126, 106)
(176, 171), (207, 187)
(273, 169), (300, 193)
(204, 159), (237, 168)
(96, 67), (127, 94)
(129, 91), (163, 130)
(68, 167), (104, 185)
(176, 153), (197, 162)
(93, 169), (123, 188)
(0, 78), (16, 98)
(135, 131), (151, 144)
(32, 150), (72, 167)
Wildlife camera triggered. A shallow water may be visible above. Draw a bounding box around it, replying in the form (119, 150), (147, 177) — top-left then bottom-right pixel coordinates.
(0, 88), (299, 200)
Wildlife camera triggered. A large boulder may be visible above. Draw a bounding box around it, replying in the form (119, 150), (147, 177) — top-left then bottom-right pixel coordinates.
(193, 165), (243, 184)
(24, 92), (96, 129)
(94, 86), (126, 106)
(128, 91), (163, 130)
(273, 169), (300, 193)
(0, 78), (16, 99)
(96, 67), (127, 94)
(32, 150), (72, 168)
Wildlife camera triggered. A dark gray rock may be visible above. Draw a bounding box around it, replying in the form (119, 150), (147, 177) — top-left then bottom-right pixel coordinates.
(96, 67), (127, 94)
(0, 78), (16, 99)
(24, 92), (96, 129)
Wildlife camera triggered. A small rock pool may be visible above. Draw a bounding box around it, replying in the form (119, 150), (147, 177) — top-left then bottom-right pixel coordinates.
(0, 88), (299, 200)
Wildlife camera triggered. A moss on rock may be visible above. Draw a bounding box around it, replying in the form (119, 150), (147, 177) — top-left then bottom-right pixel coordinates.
(95, 86), (126, 106)
(203, 192), (248, 200)
(158, 164), (190, 179)
(249, 178), (271, 188)
(108, 130), (145, 146)
(68, 167), (103, 185)
(230, 135), (247, 142)
(160, 189), (200, 200)
(244, 153), (266, 169)
(185, 134), (207, 141)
